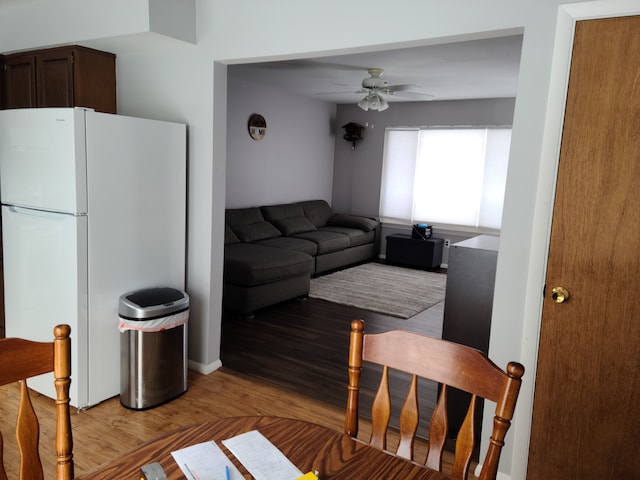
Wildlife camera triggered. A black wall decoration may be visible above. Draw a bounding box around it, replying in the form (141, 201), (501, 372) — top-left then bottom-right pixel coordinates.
(342, 122), (364, 149)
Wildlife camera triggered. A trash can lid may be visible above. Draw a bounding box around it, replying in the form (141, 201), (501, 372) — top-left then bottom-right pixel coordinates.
(119, 287), (189, 320)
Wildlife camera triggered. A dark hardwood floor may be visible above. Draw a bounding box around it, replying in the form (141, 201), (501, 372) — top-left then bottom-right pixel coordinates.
(221, 268), (446, 436)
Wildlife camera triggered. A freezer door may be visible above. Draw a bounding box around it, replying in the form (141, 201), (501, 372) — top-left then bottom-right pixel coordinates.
(0, 108), (87, 214)
(2, 205), (88, 407)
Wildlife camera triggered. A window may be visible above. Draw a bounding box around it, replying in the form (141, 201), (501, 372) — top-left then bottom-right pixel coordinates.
(379, 127), (511, 231)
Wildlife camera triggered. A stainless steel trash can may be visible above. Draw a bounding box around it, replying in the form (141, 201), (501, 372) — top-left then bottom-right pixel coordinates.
(119, 287), (189, 410)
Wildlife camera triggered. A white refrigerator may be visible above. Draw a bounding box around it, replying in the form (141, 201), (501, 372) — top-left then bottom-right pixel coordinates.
(0, 108), (186, 409)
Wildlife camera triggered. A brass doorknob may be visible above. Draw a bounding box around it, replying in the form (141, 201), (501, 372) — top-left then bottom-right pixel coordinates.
(551, 287), (570, 304)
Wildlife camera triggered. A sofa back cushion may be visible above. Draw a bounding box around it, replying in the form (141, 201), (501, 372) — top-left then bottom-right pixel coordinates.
(262, 203), (318, 235)
(261, 203), (305, 221)
(296, 200), (335, 227)
(226, 207), (264, 226)
(234, 222), (282, 243)
(328, 213), (378, 232)
(225, 225), (241, 245)
(226, 207), (281, 243)
(272, 217), (317, 236)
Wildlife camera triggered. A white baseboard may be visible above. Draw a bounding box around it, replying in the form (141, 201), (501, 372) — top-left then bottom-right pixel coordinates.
(188, 358), (222, 375)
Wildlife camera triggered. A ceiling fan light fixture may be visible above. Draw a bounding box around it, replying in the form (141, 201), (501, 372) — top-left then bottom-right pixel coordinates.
(358, 92), (388, 112)
(377, 96), (389, 111)
(357, 96), (371, 111)
(368, 94), (381, 110)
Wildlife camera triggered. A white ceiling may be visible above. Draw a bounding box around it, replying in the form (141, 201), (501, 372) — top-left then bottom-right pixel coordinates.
(229, 35), (523, 105)
(0, 4), (522, 107)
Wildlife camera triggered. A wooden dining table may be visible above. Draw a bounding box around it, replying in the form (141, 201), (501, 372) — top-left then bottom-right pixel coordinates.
(75, 416), (448, 479)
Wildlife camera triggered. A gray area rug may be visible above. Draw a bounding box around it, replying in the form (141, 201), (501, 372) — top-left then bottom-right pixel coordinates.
(309, 262), (447, 319)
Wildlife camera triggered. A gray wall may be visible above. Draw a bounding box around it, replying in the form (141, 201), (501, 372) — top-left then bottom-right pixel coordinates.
(226, 74), (337, 208)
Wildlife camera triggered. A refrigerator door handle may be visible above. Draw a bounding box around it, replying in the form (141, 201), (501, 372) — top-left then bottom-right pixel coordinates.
(7, 205), (79, 218)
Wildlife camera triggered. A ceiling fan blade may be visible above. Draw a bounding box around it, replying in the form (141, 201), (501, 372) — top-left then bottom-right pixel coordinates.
(388, 90), (435, 100)
(315, 90), (359, 95)
(383, 83), (420, 93)
(379, 84), (434, 99)
(316, 88), (371, 96)
(391, 90), (436, 100)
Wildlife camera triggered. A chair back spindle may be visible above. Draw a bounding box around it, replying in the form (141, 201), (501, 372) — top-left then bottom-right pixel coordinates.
(345, 319), (524, 480)
(0, 325), (74, 480)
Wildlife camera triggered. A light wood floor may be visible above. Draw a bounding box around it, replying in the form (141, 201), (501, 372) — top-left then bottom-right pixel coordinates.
(0, 368), (466, 479)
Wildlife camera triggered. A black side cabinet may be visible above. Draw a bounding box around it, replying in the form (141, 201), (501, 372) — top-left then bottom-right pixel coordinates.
(442, 234), (499, 439)
(385, 234), (444, 269)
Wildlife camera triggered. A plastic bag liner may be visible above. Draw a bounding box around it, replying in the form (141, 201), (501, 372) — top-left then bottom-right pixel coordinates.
(118, 309), (188, 333)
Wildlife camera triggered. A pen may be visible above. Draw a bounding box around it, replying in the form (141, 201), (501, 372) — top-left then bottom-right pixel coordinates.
(225, 465), (231, 480)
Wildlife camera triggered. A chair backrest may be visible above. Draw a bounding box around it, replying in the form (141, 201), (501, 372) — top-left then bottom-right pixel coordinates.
(0, 325), (73, 480)
(345, 319), (524, 480)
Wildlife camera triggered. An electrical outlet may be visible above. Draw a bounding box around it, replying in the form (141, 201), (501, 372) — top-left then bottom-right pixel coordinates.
(444, 239), (451, 248)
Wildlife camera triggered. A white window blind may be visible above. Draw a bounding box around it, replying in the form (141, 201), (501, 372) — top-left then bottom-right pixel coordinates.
(379, 127), (511, 230)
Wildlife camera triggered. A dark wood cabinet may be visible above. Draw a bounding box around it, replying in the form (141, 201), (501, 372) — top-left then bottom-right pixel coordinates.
(3, 54), (37, 109)
(442, 234), (499, 439)
(0, 55), (4, 110)
(2, 45), (116, 113)
(36, 48), (75, 108)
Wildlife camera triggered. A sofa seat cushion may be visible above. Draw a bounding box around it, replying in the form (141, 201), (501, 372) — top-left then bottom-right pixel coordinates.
(224, 243), (312, 287)
(255, 236), (318, 256)
(291, 230), (350, 254)
(319, 226), (375, 247)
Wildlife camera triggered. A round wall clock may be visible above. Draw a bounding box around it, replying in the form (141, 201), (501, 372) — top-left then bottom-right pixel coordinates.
(248, 114), (267, 140)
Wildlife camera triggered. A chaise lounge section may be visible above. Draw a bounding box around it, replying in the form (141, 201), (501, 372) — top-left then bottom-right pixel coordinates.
(224, 200), (378, 315)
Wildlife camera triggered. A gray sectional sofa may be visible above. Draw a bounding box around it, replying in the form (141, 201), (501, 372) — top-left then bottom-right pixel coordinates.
(224, 199), (378, 315)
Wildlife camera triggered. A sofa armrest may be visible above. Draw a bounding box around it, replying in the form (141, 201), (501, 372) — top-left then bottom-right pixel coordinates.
(328, 214), (378, 232)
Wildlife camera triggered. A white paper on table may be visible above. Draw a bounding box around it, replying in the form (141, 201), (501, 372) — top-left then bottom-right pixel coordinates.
(222, 430), (303, 480)
(171, 441), (243, 480)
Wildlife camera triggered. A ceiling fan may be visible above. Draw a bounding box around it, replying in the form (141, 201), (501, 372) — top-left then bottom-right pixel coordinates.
(353, 68), (434, 111)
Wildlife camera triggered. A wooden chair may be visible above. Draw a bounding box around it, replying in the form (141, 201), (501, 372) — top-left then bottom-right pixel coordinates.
(0, 325), (74, 480)
(345, 319), (524, 480)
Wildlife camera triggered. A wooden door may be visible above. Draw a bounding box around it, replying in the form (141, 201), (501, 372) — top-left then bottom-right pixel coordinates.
(527, 16), (640, 479)
(0, 212), (3, 339)
(3, 54), (37, 108)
